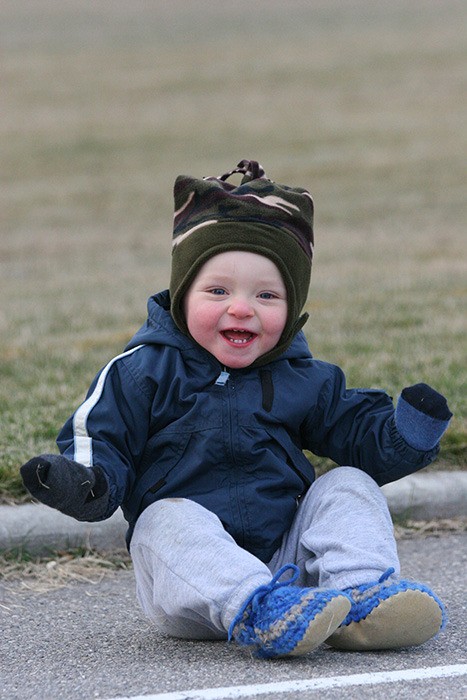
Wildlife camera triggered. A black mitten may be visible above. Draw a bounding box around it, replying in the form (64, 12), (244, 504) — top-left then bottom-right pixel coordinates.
(395, 383), (452, 451)
(20, 454), (109, 521)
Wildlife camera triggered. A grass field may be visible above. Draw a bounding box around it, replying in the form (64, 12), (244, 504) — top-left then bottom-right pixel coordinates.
(1, 0), (466, 499)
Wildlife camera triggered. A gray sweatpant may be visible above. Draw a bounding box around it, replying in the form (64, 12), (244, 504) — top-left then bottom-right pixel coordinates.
(130, 466), (399, 639)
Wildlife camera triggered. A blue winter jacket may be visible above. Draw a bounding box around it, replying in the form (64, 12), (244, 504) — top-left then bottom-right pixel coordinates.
(57, 291), (438, 561)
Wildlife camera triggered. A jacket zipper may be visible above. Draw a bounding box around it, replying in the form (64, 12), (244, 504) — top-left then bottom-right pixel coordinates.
(215, 367), (230, 386)
(224, 370), (246, 545)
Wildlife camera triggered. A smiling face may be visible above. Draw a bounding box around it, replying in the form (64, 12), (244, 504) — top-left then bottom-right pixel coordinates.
(183, 251), (288, 369)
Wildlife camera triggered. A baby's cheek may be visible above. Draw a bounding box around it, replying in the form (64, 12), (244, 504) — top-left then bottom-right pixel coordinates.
(267, 310), (288, 337)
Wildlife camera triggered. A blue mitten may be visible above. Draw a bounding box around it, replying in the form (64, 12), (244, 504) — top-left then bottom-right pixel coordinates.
(395, 383), (452, 451)
(20, 454), (109, 521)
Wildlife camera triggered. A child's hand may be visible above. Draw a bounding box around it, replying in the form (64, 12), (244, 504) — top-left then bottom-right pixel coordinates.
(20, 454), (109, 520)
(395, 383), (453, 451)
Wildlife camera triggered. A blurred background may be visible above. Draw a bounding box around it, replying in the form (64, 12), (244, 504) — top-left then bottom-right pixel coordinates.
(1, 0), (466, 497)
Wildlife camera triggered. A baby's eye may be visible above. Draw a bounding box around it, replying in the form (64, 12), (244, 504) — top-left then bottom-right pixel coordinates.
(258, 292), (276, 300)
(209, 288), (227, 296)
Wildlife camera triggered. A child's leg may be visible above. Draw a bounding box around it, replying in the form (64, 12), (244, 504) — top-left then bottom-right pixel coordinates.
(269, 467), (445, 650)
(269, 466), (400, 589)
(130, 498), (274, 640)
(130, 497), (352, 658)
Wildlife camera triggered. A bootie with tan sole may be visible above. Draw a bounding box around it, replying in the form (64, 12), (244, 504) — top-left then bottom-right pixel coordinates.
(326, 568), (446, 651)
(229, 564), (352, 659)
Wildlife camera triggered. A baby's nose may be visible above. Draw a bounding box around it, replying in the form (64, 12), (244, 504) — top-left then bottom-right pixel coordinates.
(227, 297), (254, 318)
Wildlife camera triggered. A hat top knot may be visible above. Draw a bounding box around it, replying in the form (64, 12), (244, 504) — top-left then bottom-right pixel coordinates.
(216, 159), (267, 185)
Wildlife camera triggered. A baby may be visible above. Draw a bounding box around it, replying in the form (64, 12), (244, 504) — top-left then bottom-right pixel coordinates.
(21, 160), (452, 658)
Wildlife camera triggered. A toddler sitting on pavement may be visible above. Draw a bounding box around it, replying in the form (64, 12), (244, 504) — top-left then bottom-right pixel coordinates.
(21, 160), (452, 659)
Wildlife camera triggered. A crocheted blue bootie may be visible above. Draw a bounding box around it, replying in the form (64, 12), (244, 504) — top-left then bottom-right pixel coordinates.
(228, 565), (351, 659)
(326, 568), (447, 651)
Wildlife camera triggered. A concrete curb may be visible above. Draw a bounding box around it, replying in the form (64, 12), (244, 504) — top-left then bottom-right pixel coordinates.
(0, 505), (127, 554)
(381, 470), (467, 520)
(1, 471), (466, 554)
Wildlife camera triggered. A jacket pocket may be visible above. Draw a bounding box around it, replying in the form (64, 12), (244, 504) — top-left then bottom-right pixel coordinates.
(265, 425), (315, 490)
(125, 430), (192, 515)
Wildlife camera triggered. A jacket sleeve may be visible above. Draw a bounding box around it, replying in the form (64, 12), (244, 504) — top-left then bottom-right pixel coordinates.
(301, 361), (439, 485)
(56, 346), (154, 518)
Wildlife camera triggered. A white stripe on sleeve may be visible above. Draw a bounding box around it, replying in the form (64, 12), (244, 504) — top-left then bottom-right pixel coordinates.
(72, 345), (145, 466)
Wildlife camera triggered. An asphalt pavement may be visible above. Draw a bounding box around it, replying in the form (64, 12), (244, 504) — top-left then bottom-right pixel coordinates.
(1, 532), (466, 700)
(1, 470), (466, 699)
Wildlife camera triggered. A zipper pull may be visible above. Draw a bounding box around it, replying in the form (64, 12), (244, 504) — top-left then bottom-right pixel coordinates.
(215, 369), (230, 386)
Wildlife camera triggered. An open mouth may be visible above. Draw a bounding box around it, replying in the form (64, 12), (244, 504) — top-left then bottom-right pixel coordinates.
(221, 329), (257, 345)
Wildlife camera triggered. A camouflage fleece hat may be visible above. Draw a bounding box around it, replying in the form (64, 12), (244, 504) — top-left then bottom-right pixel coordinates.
(169, 159), (314, 365)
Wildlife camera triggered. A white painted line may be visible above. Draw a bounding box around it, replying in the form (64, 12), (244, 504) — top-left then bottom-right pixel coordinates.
(105, 663), (467, 700)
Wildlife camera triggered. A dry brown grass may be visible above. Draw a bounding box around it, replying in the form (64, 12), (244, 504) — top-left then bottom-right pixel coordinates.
(0, 548), (132, 594)
(393, 517), (467, 540)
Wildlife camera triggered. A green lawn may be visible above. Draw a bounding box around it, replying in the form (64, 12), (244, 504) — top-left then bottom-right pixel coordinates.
(1, 0), (465, 499)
